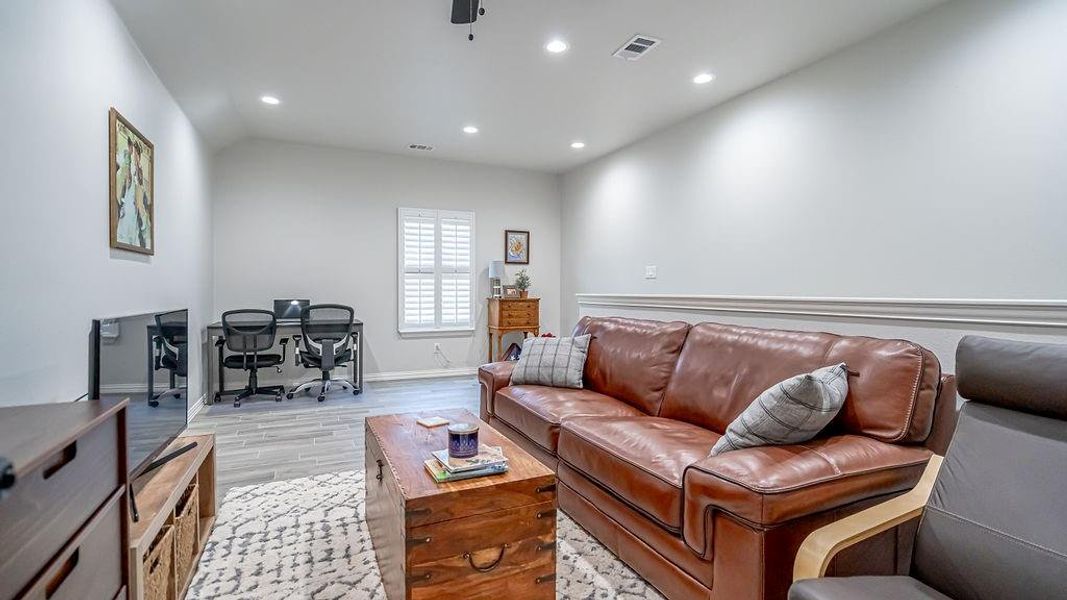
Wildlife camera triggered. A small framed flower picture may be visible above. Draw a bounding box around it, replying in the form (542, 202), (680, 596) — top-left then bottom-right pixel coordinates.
(504, 229), (529, 264)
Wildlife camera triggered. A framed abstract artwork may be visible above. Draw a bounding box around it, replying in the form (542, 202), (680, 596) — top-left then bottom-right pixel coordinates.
(109, 108), (155, 255)
(504, 229), (529, 264)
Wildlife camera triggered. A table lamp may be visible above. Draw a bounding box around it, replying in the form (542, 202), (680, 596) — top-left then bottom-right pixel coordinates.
(489, 260), (505, 297)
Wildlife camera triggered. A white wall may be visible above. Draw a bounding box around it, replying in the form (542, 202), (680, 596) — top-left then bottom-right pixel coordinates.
(560, 0), (1067, 364)
(0, 0), (214, 406)
(212, 139), (561, 377)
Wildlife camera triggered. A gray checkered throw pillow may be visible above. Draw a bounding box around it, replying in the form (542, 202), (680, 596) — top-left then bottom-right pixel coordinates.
(710, 363), (849, 457)
(509, 335), (591, 389)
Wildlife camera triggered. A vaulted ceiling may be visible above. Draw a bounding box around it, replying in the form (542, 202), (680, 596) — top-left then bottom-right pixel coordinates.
(112, 0), (944, 172)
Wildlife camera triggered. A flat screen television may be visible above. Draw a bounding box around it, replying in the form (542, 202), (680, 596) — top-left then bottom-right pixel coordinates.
(89, 309), (189, 478)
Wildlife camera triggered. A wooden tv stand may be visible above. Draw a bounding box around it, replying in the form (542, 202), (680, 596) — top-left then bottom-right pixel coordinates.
(129, 434), (217, 600)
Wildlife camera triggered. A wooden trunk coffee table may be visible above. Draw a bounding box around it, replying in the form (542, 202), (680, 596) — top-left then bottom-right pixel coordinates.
(365, 409), (557, 600)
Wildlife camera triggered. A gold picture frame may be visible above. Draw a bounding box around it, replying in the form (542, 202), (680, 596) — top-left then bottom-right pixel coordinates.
(109, 107), (155, 255)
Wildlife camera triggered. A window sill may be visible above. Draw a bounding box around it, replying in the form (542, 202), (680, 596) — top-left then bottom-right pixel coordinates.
(398, 327), (476, 339)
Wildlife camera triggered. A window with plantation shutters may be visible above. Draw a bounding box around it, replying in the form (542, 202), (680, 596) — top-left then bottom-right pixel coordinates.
(398, 208), (475, 333)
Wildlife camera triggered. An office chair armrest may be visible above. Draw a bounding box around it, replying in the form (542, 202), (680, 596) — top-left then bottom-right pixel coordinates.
(792, 454), (943, 582)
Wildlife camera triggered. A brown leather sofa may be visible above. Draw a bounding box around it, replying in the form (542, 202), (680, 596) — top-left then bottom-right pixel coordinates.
(479, 316), (957, 600)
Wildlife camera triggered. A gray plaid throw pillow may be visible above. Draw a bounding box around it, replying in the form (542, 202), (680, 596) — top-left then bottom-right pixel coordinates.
(509, 335), (591, 389)
(710, 363), (848, 457)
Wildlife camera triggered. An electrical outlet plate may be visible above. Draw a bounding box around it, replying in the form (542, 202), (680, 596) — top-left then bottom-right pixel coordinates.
(645, 265), (657, 279)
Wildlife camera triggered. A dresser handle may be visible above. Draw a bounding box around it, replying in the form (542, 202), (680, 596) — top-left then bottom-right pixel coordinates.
(464, 544), (509, 572)
(535, 573), (555, 585)
(46, 549), (79, 598)
(43, 442), (77, 480)
(376, 459), (384, 482)
(536, 508), (556, 520)
(535, 483), (556, 494)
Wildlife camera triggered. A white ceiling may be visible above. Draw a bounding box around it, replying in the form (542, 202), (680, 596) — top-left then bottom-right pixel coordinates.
(111, 0), (944, 173)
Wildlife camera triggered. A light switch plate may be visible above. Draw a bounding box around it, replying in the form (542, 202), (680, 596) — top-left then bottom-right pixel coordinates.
(645, 265), (657, 279)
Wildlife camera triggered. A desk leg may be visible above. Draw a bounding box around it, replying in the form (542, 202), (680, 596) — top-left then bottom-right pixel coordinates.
(146, 331), (155, 405)
(496, 335), (504, 362)
(350, 326), (363, 395)
(215, 337), (226, 404)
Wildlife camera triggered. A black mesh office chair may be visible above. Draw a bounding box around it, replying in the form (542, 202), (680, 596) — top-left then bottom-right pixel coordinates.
(151, 310), (188, 407)
(219, 309), (289, 407)
(288, 304), (358, 402)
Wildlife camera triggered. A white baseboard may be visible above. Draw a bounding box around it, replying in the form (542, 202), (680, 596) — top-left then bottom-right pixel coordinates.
(363, 367), (478, 382)
(187, 394), (206, 422)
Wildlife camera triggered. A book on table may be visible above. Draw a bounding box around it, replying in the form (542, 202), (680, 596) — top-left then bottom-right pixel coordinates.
(431, 445), (507, 473)
(423, 458), (508, 483)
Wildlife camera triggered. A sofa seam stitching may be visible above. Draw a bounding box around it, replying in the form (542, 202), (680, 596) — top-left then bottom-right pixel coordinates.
(687, 455), (929, 495)
(925, 505), (1067, 562)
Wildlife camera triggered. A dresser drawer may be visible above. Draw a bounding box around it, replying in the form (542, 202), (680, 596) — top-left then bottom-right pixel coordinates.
(500, 301), (537, 315)
(17, 488), (125, 600)
(0, 412), (121, 600)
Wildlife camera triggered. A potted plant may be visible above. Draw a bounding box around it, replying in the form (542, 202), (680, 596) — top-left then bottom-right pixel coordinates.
(514, 269), (531, 299)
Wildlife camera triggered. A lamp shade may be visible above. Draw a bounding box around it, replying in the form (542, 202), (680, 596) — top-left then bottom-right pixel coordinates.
(488, 260), (505, 279)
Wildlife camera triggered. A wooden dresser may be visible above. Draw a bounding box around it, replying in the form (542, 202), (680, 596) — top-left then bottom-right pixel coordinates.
(487, 297), (540, 362)
(0, 399), (129, 600)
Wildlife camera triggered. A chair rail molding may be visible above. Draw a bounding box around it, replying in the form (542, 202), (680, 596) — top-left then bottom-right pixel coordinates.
(575, 294), (1067, 329)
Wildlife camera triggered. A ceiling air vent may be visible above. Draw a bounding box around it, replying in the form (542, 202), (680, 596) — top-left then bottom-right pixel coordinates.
(408, 143), (435, 152)
(613, 35), (661, 61)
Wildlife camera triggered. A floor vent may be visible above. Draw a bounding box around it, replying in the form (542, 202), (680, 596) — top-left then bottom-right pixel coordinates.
(613, 35), (661, 61)
(407, 143), (435, 152)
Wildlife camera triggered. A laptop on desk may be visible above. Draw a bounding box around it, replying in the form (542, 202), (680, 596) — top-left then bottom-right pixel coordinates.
(274, 298), (310, 322)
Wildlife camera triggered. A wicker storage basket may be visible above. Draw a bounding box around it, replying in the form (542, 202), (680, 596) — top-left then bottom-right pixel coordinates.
(174, 482), (200, 590)
(143, 525), (175, 600)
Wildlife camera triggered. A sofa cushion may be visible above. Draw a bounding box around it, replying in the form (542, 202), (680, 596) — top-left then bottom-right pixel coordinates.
(682, 435), (931, 555)
(572, 316), (690, 415)
(493, 385), (643, 452)
(660, 322), (942, 443)
(558, 416), (719, 531)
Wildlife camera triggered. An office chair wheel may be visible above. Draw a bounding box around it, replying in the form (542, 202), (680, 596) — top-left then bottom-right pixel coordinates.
(317, 394), (326, 402)
(214, 392), (221, 403)
(175, 392), (181, 399)
(149, 400), (159, 408)
(275, 393), (282, 402)
(286, 392), (294, 399)
(352, 389), (360, 395)
(233, 399), (241, 408)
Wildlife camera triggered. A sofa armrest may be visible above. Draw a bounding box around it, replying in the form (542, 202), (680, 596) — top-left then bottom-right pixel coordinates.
(682, 435), (931, 557)
(478, 361), (516, 420)
(793, 455), (942, 582)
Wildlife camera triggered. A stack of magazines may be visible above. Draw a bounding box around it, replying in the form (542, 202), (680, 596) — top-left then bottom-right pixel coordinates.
(424, 445), (508, 483)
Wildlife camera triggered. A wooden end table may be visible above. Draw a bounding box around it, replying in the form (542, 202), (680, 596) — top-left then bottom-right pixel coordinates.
(365, 409), (557, 599)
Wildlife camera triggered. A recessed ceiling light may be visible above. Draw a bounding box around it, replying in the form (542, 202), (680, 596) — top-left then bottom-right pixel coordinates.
(692, 73), (715, 85)
(260, 95), (281, 105)
(462, 125), (479, 134)
(570, 141), (586, 149)
(545, 39), (568, 54)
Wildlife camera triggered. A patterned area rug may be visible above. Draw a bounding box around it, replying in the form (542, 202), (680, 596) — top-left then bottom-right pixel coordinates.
(188, 470), (664, 599)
